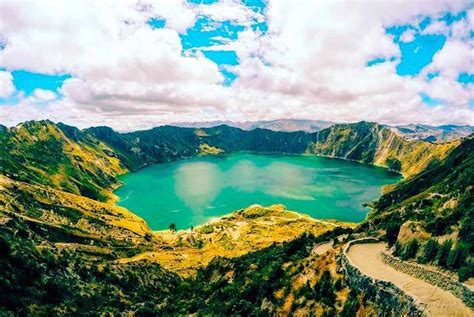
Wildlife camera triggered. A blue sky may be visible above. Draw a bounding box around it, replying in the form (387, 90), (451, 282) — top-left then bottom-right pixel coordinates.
(0, 1), (472, 128)
(4, 2), (471, 99)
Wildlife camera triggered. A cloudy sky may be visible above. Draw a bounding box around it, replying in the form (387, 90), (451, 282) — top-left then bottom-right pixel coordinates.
(0, 0), (473, 130)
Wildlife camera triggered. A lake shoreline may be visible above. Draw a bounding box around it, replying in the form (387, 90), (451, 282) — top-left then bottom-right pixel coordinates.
(114, 154), (401, 230)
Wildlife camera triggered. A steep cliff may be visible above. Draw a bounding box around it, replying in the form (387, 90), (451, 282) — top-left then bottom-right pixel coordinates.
(309, 122), (457, 176)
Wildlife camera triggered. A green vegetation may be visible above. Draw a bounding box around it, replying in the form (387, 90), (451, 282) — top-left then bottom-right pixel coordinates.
(0, 120), (472, 314)
(161, 228), (363, 315)
(0, 212), (369, 315)
(371, 135), (473, 281)
(385, 220), (402, 246)
(447, 244), (468, 270)
(418, 239), (439, 264)
(437, 240), (453, 268)
(401, 239), (419, 260)
(168, 223), (176, 232)
(308, 121), (456, 176)
(0, 121), (125, 201)
(0, 215), (180, 315)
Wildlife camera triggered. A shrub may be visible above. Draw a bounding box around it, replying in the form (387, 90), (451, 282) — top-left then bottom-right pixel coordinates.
(341, 289), (359, 317)
(418, 239), (439, 264)
(144, 233), (152, 241)
(447, 245), (467, 270)
(393, 242), (403, 257)
(199, 225), (214, 234)
(385, 221), (401, 246)
(436, 240), (453, 268)
(458, 265), (473, 282)
(313, 270), (335, 306)
(402, 239), (419, 260)
(168, 223), (176, 232)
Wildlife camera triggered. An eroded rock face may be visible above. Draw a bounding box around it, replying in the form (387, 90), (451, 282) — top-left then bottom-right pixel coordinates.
(397, 221), (430, 246)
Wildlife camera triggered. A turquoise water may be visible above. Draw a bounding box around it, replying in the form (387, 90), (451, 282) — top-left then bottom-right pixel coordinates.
(114, 154), (401, 230)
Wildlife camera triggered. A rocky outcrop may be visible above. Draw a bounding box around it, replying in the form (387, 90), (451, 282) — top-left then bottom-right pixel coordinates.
(381, 251), (474, 309)
(340, 238), (424, 316)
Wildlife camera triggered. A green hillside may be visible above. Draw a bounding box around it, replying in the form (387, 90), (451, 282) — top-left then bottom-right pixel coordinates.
(309, 121), (457, 176)
(0, 121), (126, 202)
(86, 121), (456, 177)
(366, 135), (473, 280)
(0, 120), (471, 314)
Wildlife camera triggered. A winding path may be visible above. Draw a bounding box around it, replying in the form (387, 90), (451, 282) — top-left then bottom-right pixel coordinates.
(346, 242), (473, 317)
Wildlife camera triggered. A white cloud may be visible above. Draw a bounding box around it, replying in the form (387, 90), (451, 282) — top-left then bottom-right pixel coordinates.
(193, 0), (265, 27)
(426, 40), (474, 78)
(421, 20), (449, 35)
(0, 0), (473, 130)
(0, 71), (15, 98)
(226, 1), (473, 125)
(33, 88), (56, 101)
(400, 29), (416, 42)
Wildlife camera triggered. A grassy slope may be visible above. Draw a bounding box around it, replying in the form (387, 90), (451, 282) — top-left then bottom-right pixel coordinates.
(166, 230), (379, 316)
(118, 205), (355, 277)
(368, 135), (473, 235)
(0, 175), (154, 247)
(2, 206), (386, 315)
(309, 121), (458, 176)
(0, 214), (180, 315)
(0, 120), (126, 202)
(363, 135), (473, 280)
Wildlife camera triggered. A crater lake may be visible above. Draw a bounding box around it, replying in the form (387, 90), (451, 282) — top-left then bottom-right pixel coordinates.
(114, 154), (401, 230)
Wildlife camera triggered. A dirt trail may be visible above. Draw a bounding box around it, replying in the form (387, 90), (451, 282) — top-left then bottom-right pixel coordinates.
(311, 241), (333, 256)
(346, 242), (473, 317)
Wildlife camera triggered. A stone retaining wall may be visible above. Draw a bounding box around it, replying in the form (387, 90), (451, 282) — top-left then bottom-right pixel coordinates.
(340, 238), (425, 316)
(380, 251), (474, 309)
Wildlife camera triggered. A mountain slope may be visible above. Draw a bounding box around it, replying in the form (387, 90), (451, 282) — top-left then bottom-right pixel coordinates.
(308, 122), (457, 176)
(0, 213), (180, 315)
(0, 121), (126, 201)
(0, 175), (154, 247)
(363, 135), (473, 281)
(87, 121), (456, 177)
(369, 135), (473, 236)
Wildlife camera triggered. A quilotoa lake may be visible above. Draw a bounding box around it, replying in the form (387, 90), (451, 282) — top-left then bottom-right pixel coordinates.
(114, 154), (401, 230)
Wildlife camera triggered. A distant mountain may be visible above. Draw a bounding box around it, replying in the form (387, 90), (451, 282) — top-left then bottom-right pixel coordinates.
(172, 120), (473, 142)
(172, 119), (335, 132)
(389, 124), (474, 143)
(250, 119), (336, 132)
